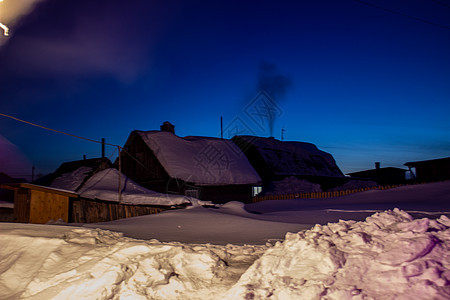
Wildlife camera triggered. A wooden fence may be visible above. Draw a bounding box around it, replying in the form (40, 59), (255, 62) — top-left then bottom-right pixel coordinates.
(252, 184), (404, 203)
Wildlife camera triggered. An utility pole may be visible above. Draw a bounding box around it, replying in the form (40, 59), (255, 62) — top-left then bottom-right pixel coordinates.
(220, 116), (223, 139)
(31, 166), (35, 182)
(118, 146), (122, 203)
(281, 128), (286, 141)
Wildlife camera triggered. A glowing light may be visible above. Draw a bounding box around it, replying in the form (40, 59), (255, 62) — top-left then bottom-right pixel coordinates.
(0, 0), (8, 36)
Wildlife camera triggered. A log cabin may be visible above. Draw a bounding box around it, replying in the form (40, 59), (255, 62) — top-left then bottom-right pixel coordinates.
(118, 123), (262, 203)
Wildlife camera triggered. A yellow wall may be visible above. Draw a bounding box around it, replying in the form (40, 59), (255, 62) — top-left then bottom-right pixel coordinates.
(29, 190), (69, 224)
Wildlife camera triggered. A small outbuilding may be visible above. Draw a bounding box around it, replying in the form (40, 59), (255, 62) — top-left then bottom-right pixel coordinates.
(73, 168), (191, 223)
(1, 183), (78, 224)
(405, 157), (450, 182)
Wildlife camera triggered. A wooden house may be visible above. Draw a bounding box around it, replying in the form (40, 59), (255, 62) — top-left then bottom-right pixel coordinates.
(405, 157), (450, 182)
(1, 183), (78, 224)
(34, 157), (112, 189)
(118, 124), (262, 203)
(347, 162), (406, 185)
(232, 135), (346, 191)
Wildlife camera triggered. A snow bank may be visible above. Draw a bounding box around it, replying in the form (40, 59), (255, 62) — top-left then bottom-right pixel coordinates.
(78, 168), (191, 206)
(330, 179), (378, 192)
(1, 209), (449, 299)
(226, 208), (450, 299)
(138, 131), (261, 185)
(264, 176), (322, 195)
(0, 224), (266, 300)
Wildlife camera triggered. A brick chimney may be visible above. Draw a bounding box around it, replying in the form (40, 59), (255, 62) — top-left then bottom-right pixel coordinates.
(160, 121), (175, 134)
(375, 162), (380, 170)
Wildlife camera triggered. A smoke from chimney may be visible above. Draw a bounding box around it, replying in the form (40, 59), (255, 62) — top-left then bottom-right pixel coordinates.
(256, 61), (292, 137)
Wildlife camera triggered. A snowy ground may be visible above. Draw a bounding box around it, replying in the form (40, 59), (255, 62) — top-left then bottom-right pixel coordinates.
(1, 181), (450, 299)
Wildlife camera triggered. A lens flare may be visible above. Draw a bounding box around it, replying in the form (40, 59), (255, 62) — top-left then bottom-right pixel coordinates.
(0, 0), (9, 36)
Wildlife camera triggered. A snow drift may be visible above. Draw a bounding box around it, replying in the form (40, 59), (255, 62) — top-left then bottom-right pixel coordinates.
(227, 208), (450, 299)
(1, 209), (449, 299)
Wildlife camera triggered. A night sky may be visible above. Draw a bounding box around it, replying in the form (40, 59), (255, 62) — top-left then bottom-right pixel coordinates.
(0, 0), (449, 179)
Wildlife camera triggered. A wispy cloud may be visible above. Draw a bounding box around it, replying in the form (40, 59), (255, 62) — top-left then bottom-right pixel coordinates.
(1, 1), (179, 83)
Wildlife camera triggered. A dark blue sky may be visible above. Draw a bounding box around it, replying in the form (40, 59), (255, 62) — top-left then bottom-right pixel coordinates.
(0, 0), (449, 178)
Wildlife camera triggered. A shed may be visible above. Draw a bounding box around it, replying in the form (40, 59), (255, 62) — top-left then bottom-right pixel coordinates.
(119, 128), (262, 203)
(73, 168), (191, 223)
(405, 157), (450, 182)
(1, 183), (78, 224)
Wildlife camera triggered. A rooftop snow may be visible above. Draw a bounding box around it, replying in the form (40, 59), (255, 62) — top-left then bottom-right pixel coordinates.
(50, 166), (92, 191)
(234, 135), (344, 178)
(78, 168), (190, 206)
(137, 131), (261, 185)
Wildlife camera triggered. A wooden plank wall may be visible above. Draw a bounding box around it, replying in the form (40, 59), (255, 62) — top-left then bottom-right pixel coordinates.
(13, 188), (30, 223)
(71, 198), (167, 223)
(29, 190), (69, 224)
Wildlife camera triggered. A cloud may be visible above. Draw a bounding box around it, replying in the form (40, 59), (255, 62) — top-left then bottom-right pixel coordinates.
(0, 134), (32, 179)
(1, 1), (180, 83)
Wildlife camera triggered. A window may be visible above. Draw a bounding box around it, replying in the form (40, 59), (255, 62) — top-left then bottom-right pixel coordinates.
(252, 186), (262, 197)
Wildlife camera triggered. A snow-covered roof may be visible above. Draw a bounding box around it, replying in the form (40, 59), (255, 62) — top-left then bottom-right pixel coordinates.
(136, 131), (262, 185)
(50, 166), (93, 191)
(78, 168), (190, 206)
(233, 136), (344, 178)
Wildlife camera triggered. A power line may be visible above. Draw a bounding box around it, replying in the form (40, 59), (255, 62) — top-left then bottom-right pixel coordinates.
(431, 0), (450, 9)
(0, 111), (159, 177)
(0, 112), (121, 148)
(349, 0), (450, 30)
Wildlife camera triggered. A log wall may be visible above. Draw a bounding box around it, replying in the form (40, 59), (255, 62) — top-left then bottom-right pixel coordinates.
(71, 198), (167, 223)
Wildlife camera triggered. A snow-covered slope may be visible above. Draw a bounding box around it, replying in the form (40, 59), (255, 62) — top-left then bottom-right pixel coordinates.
(137, 131), (261, 185)
(233, 135), (344, 178)
(78, 168), (191, 206)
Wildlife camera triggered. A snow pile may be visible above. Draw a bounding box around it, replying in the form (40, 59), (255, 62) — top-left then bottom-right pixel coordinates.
(226, 209), (450, 299)
(0, 224), (266, 300)
(78, 168), (191, 206)
(1, 209), (449, 299)
(264, 176), (322, 195)
(138, 131), (261, 185)
(50, 166), (92, 191)
(330, 179), (378, 192)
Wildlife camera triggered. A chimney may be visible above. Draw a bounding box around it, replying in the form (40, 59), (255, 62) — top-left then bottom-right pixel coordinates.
(375, 162), (380, 170)
(160, 121), (175, 134)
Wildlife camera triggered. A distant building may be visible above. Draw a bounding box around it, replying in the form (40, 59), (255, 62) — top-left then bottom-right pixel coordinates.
(347, 162), (407, 185)
(118, 124), (262, 203)
(231, 135), (346, 191)
(405, 157), (450, 182)
(34, 157), (113, 190)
